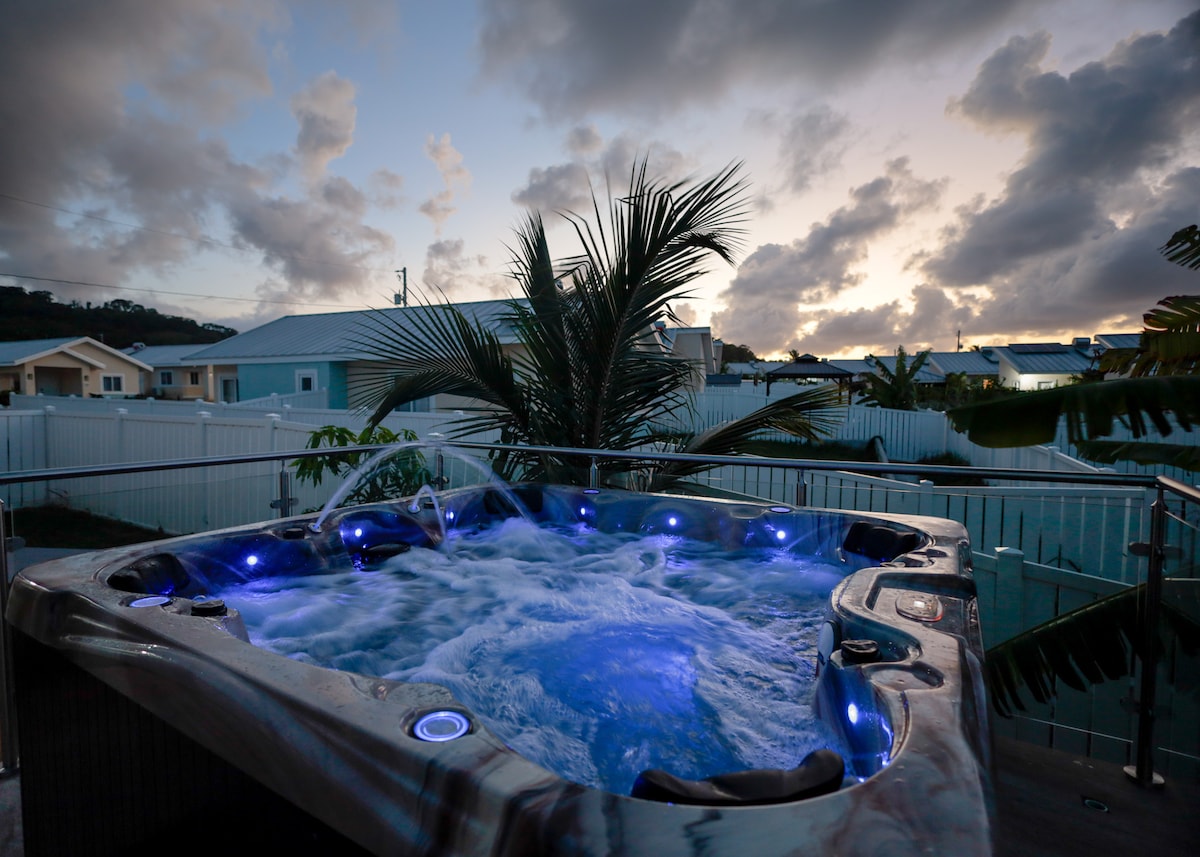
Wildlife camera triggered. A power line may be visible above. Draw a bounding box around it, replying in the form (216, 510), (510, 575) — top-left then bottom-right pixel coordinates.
(0, 190), (394, 274)
(0, 272), (370, 309)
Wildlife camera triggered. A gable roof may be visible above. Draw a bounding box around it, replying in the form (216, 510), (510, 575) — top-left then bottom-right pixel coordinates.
(189, 300), (523, 363)
(987, 344), (1096, 375)
(925, 350), (1001, 376)
(1094, 332), (1141, 350)
(0, 336), (152, 371)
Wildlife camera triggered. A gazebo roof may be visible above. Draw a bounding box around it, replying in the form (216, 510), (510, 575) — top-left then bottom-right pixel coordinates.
(764, 355), (853, 380)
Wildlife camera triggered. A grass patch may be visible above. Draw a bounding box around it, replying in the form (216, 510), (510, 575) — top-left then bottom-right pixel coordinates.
(7, 506), (168, 549)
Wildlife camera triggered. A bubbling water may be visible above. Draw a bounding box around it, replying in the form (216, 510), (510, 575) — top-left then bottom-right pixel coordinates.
(217, 517), (848, 794)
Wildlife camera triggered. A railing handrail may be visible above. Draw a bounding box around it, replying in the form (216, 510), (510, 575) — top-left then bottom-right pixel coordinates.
(0, 440), (1162, 489)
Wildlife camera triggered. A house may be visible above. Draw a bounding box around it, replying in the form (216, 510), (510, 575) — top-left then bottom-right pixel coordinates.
(0, 337), (152, 398)
(187, 302), (721, 409)
(186, 301), (525, 409)
(984, 339), (1099, 390)
(123, 343), (228, 401)
(925, 350), (1002, 384)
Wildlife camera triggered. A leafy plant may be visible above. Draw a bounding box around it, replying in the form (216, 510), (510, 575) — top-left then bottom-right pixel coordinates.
(293, 424), (431, 506)
(348, 159), (845, 487)
(986, 577), (1200, 717)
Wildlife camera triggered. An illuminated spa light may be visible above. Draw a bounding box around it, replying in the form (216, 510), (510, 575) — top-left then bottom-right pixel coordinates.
(776, 530), (788, 541)
(847, 703), (860, 725)
(245, 555), (259, 567)
(413, 710), (471, 742)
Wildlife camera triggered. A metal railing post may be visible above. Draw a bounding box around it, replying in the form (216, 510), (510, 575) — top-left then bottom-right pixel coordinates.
(1125, 484), (1166, 787)
(0, 499), (19, 775)
(270, 464), (297, 518)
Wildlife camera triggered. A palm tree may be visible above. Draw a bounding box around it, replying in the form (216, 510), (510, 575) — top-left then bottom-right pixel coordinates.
(348, 160), (845, 487)
(858, 345), (931, 410)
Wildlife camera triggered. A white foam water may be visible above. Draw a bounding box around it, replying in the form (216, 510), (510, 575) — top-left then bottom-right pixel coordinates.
(217, 517), (848, 793)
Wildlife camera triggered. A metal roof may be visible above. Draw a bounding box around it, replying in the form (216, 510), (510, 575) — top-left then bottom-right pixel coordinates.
(188, 300), (524, 362)
(838, 356), (945, 384)
(1094, 332), (1141, 350)
(0, 336), (153, 372)
(123, 344), (211, 367)
(989, 345), (1096, 375)
(926, 351), (1001, 376)
(0, 337), (78, 365)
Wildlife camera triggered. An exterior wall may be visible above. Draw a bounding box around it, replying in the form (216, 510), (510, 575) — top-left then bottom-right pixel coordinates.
(236, 361), (335, 405)
(145, 366), (208, 400)
(999, 364), (1075, 390)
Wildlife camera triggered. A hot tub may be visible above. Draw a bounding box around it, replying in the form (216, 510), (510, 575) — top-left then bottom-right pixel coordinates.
(6, 484), (993, 856)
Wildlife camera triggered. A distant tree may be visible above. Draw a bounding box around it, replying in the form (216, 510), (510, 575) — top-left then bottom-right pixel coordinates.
(720, 342), (757, 363)
(858, 345), (931, 410)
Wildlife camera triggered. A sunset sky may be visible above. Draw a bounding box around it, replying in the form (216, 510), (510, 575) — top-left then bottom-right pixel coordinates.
(1, 1), (1197, 358)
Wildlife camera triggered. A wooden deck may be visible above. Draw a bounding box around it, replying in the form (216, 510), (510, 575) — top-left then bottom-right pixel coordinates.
(0, 736), (1196, 855)
(993, 736), (1199, 856)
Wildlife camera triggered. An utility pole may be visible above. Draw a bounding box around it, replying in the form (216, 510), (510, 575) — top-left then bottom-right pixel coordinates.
(394, 268), (408, 307)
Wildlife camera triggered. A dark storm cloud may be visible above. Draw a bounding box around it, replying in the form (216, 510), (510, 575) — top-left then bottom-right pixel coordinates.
(0, 0), (396, 309)
(926, 12), (1200, 332)
(711, 159), (946, 353)
(511, 132), (691, 216)
(478, 0), (1035, 119)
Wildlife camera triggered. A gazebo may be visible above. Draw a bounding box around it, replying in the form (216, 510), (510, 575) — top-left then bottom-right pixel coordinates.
(764, 354), (853, 395)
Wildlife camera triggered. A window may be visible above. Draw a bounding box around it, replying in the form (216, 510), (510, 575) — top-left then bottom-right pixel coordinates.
(102, 375), (124, 393)
(1036, 380), (1055, 390)
(189, 371), (200, 386)
(160, 371), (174, 386)
(295, 370), (318, 393)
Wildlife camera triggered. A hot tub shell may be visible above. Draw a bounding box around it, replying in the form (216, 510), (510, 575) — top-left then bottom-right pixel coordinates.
(6, 485), (994, 856)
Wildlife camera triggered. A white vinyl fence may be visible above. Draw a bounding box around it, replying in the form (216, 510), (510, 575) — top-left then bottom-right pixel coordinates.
(0, 398), (1156, 579)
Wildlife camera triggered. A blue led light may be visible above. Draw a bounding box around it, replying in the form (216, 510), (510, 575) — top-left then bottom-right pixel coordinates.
(847, 702), (859, 724)
(354, 527), (363, 538)
(413, 710), (471, 742)
(667, 516), (678, 527)
(776, 529), (788, 541)
(245, 555), (259, 567)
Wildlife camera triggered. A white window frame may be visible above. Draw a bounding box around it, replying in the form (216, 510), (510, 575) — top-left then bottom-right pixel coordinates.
(160, 370), (174, 386)
(101, 374), (124, 393)
(295, 369), (318, 393)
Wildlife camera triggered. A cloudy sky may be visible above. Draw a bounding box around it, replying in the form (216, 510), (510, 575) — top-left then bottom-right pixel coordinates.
(1, 0), (1197, 358)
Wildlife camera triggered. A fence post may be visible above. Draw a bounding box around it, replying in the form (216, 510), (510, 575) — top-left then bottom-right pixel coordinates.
(918, 479), (935, 516)
(991, 547), (1025, 644)
(0, 499), (19, 775)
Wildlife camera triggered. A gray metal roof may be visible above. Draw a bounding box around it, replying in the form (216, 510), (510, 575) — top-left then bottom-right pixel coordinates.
(989, 345), (1096, 375)
(834, 356), (945, 384)
(188, 300), (523, 362)
(926, 350), (1001, 376)
(123, 344), (210, 367)
(1095, 332), (1141, 350)
(0, 337), (78, 365)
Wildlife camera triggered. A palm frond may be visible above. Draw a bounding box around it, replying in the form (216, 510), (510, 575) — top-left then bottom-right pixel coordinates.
(986, 578), (1200, 717)
(1161, 225), (1200, 270)
(650, 385), (846, 487)
(348, 302), (529, 436)
(1074, 439), (1200, 471)
(948, 375), (1200, 447)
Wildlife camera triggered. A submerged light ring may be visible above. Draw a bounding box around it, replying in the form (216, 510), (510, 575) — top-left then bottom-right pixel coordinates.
(412, 710), (471, 742)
